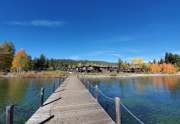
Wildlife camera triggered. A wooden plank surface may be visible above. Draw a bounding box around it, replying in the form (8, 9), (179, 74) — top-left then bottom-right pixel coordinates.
(26, 76), (115, 124)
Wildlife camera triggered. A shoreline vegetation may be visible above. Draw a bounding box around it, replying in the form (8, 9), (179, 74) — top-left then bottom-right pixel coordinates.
(0, 71), (69, 78)
(1, 71), (180, 78)
(79, 72), (180, 79)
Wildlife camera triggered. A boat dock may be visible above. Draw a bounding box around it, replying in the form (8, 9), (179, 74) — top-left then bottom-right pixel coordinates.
(26, 76), (115, 124)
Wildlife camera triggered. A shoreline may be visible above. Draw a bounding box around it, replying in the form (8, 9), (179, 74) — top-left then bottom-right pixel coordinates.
(80, 73), (180, 79)
(1, 72), (180, 78)
(0, 71), (69, 78)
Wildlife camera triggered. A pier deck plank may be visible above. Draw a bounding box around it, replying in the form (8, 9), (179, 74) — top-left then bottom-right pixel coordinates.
(26, 76), (115, 124)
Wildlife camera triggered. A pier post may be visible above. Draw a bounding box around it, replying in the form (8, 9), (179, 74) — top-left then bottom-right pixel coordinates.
(87, 81), (90, 90)
(115, 97), (121, 124)
(95, 85), (99, 101)
(85, 80), (87, 88)
(6, 105), (14, 124)
(58, 78), (61, 87)
(40, 88), (44, 106)
(53, 81), (56, 92)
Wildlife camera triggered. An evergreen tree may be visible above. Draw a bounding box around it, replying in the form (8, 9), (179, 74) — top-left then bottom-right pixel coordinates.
(0, 41), (15, 72)
(118, 59), (123, 71)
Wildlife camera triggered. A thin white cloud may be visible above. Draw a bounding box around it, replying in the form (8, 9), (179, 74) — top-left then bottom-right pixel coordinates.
(87, 50), (122, 58)
(68, 56), (81, 60)
(92, 48), (140, 57)
(111, 53), (122, 58)
(8, 20), (64, 27)
(93, 50), (116, 55)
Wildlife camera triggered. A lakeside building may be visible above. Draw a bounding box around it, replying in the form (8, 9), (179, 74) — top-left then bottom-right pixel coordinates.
(74, 65), (142, 73)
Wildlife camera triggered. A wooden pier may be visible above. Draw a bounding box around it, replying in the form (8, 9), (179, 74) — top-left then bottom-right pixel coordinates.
(26, 76), (115, 124)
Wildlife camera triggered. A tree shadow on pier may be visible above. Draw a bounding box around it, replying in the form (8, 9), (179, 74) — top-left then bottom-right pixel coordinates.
(39, 115), (54, 124)
(43, 97), (62, 106)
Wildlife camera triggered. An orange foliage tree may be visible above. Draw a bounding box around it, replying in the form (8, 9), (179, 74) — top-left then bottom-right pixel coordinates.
(160, 63), (177, 73)
(11, 49), (29, 72)
(149, 64), (161, 73)
(149, 63), (177, 74)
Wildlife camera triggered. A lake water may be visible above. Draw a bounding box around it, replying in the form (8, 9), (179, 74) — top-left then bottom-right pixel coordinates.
(1, 76), (180, 124)
(86, 76), (180, 124)
(0, 78), (61, 124)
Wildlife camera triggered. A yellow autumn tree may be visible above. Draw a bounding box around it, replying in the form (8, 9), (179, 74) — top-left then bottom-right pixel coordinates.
(12, 49), (29, 72)
(149, 64), (161, 73)
(131, 58), (144, 65)
(130, 57), (144, 70)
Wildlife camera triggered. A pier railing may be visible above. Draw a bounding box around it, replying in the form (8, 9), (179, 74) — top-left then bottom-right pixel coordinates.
(81, 79), (144, 124)
(0, 77), (66, 124)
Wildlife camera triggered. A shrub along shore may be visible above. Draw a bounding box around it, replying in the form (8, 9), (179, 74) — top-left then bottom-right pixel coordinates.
(0, 71), (69, 78)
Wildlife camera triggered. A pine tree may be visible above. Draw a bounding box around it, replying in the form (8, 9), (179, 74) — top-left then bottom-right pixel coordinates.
(0, 41), (15, 72)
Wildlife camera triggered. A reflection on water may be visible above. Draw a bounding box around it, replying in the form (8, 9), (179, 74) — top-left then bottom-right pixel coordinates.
(0, 78), (60, 124)
(89, 76), (180, 124)
(0, 78), (30, 107)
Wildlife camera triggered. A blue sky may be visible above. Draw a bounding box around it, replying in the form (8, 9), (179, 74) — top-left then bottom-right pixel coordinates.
(0, 0), (180, 62)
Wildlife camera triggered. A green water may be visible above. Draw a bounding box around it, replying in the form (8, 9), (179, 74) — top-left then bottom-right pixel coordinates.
(1, 76), (180, 124)
(0, 78), (61, 124)
(87, 76), (180, 124)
